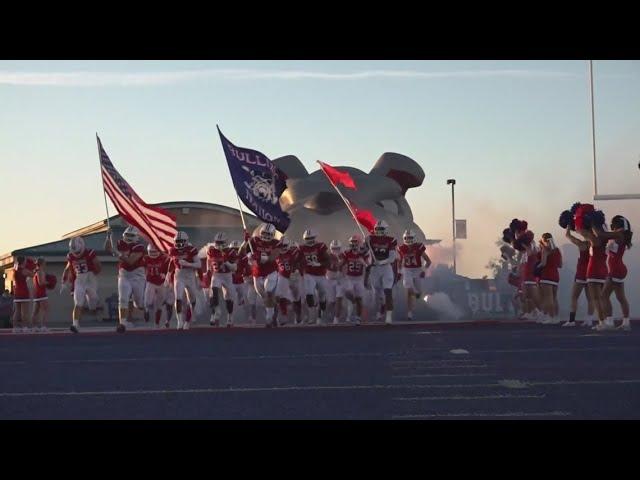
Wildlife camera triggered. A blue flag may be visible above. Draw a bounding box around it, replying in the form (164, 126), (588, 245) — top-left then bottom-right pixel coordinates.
(217, 126), (290, 233)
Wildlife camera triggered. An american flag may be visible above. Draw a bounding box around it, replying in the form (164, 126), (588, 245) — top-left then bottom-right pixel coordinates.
(97, 136), (178, 253)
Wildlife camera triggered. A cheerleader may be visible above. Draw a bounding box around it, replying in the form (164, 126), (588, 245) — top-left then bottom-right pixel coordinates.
(537, 233), (562, 324)
(592, 215), (633, 331)
(32, 257), (54, 332)
(574, 205), (610, 331)
(519, 231), (543, 321)
(11, 256), (35, 333)
(563, 227), (595, 327)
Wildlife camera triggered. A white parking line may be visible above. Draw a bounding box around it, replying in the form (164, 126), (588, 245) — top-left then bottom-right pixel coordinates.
(450, 349), (470, 355)
(473, 346), (639, 354)
(393, 393), (546, 401)
(390, 359), (477, 365)
(48, 350), (451, 364)
(393, 373), (494, 379)
(391, 364), (488, 371)
(392, 411), (571, 419)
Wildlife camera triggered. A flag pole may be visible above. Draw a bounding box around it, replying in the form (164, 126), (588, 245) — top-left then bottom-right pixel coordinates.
(316, 161), (375, 259)
(96, 133), (114, 253)
(235, 193), (254, 255)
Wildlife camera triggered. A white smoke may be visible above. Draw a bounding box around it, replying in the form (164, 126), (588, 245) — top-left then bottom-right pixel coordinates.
(423, 292), (465, 321)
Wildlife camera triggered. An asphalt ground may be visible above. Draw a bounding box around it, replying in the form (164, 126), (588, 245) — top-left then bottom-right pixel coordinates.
(0, 320), (639, 419)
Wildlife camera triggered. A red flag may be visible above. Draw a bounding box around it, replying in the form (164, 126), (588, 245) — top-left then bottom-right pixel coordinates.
(318, 161), (356, 190)
(349, 200), (377, 233)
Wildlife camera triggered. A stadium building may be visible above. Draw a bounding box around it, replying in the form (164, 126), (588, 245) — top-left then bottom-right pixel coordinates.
(0, 201), (261, 326)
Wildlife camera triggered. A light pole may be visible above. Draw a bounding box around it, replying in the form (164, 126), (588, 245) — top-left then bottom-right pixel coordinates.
(447, 178), (456, 275)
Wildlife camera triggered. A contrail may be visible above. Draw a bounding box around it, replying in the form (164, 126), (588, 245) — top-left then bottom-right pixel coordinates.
(0, 68), (581, 87)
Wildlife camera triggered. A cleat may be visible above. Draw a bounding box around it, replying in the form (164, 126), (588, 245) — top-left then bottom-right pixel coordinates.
(70, 325), (79, 334)
(562, 321), (576, 327)
(582, 321), (593, 328)
(116, 324), (126, 333)
(617, 323), (631, 332)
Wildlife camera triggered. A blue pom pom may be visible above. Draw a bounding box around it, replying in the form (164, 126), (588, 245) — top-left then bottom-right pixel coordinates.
(558, 210), (573, 229)
(591, 210), (606, 229)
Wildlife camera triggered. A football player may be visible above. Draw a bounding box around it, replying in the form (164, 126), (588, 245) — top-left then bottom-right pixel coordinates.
(105, 226), (146, 333)
(397, 229), (432, 321)
(167, 231), (201, 330)
(229, 240), (248, 309)
(367, 220), (397, 324)
(326, 240), (346, 325)
(341, 235), (370, 326)
(62, 236), (101, 334)
(274, 236), (303, 325)
(239, 223), (281, 328)
(207, 232), (238, 327)
(143, 244), (170, 328)
(299, 228), (330, 325)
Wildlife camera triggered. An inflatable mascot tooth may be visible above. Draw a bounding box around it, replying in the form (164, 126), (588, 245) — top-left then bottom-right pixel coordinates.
(260, 152), (430, 245)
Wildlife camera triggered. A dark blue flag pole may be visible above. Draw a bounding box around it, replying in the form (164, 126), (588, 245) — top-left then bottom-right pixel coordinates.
(217, 126), (290, 234)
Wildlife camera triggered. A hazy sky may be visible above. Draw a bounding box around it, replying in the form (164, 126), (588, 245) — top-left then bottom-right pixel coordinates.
(1, 60), (639, 278)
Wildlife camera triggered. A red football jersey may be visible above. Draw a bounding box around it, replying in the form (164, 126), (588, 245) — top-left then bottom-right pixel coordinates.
(207, 246), (238, 274)
(169, 244), (200, 271)
(397, 243), (426, 269)
(342, 249), (370, 277)
(248, 237), (279, 277)
(368, 235), (397, 262)
(299, 243), (329, 276)
(144, 254), (169, 286)
(117, 240), (146, 271)
(327, 252), (345, 273)
(276, 249), (301, 279)
(67, 249), (98, 275)
(233, 254), (249, 284)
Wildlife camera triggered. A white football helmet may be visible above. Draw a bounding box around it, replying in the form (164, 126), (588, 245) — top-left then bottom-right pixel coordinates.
(147, 244), (161, 258)
(279, 236), (292, 252)
(123, 226), (140, 244)
(259, 223), (276, 242)
(403, 229), (416, 245)
(373, 220), (389, 236)
(229, 240), (241, 250)
(174, 231), (189, 249)
(213, 232), (228, 249)
(330, 240), (342, 252)
(348, 234), (361, 251)
(302, 228), (317, 246)
(69, 236), (85, 255)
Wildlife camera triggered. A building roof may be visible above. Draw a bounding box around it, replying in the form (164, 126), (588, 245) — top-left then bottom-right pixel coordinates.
(1, 201), (260, 267)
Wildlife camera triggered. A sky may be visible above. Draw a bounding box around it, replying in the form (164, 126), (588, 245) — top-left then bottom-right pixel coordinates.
(1, 60), (639, 279)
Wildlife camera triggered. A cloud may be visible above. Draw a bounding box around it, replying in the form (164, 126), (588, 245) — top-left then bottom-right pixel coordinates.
(0, 68), (581, 87)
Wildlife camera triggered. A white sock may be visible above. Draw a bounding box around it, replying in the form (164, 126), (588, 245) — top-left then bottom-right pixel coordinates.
(605, 316), (614, 325)
(408, 311), (413, 319)
(385, 310), (393, 322)
(622, 317), (630, 326)
(120, 317), (128, 325)
(72, 319), (79, 327)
